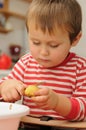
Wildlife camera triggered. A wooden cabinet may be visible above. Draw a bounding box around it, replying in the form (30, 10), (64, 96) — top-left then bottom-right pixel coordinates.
(0, 0), (25, 33)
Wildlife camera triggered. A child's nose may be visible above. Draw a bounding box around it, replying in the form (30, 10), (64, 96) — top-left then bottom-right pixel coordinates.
(40, 46), (49, 56)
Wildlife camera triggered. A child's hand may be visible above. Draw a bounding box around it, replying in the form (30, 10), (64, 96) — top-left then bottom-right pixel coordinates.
(0, 79), (26, 102)
(31, 88), (58, 110)
(31, 88), (71, 116)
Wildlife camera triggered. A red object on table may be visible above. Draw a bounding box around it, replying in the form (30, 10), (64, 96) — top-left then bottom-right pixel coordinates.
(0, 53), (12, 69)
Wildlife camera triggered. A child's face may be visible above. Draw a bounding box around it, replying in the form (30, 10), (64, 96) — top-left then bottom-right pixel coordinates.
(28, 22), (72, 68)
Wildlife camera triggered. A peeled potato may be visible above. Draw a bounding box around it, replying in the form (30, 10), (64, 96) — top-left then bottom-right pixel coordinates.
(24, 84), (40, 97)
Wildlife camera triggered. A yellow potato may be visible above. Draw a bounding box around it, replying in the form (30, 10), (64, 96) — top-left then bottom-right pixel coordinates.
(24, 84), (40, 97)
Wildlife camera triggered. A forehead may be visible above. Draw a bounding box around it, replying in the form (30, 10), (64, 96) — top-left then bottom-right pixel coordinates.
(27, 18), (68, 36)
(28, 20), (70, 43)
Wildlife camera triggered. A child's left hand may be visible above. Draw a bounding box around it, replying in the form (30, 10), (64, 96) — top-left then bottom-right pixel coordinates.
(31, 88), (58, 110)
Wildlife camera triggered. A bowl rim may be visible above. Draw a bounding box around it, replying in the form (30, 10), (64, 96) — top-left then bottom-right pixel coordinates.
(0, 102), (30, 119)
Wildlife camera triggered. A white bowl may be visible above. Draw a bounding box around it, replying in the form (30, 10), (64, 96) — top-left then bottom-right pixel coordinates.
(0, 102), (30, 130)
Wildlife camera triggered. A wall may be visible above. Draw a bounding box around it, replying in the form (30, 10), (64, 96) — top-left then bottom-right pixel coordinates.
(0, 0), (86, 57)
(71, 0), (86, 57)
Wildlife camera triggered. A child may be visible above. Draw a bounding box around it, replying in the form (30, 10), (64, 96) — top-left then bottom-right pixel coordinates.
(0, 0), (86, 129)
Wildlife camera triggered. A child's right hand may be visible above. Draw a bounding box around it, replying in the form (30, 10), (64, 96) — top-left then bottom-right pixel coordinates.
(0, 79), (26, 102)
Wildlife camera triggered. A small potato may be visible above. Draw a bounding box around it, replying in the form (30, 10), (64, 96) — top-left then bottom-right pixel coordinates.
(24, 84), (40, 97)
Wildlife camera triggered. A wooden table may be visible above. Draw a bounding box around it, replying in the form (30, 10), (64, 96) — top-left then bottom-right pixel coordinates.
(21, 116), (86, 129)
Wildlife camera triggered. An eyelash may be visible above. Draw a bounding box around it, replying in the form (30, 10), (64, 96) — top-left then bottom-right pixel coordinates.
(33, 42), (40, 45)
(50, 44), (59, 48)
(32, 41), (59, 48)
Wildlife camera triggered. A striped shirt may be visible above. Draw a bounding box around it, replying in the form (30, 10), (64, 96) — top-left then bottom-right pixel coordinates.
(1, 52), (86, 121)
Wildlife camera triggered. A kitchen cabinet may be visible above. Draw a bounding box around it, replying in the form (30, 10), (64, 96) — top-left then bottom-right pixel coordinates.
(0, 0), (25, 33)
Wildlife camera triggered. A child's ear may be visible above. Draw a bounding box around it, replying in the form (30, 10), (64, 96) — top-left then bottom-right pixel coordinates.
(72, 31), (82, 47)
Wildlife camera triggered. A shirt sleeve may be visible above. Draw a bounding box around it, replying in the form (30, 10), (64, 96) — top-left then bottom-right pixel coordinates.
(65, 98), (80, 120)
(65, 61), (86, 121)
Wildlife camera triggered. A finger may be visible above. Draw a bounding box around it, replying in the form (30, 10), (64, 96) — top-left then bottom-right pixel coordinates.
(32, 95), (48, 103)
(36, 102), (49, 110)
(2, 94), (15, 102)
(15, 84), (25, 95)
(2, 88), (21, 102)
(11, 89), (21, 100)
(34, 88), (49, 96)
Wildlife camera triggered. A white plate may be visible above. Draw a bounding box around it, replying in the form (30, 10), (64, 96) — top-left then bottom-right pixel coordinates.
(0, 102), (30, 119)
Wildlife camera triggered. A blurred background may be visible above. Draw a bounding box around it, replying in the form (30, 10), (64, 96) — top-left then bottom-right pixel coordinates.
(0, 0), (86, 77)
(71, 0), (86, 57)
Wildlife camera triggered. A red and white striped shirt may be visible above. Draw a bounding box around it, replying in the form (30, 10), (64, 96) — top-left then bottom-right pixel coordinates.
(1, 52), (86, 121)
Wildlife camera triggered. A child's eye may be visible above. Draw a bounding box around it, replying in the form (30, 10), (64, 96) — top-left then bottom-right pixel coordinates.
(33, 41), (40, 45)
(50, 44), (59, 48)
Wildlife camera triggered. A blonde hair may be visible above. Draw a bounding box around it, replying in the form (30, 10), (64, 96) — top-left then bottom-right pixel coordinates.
(26, 0), (82, 42)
